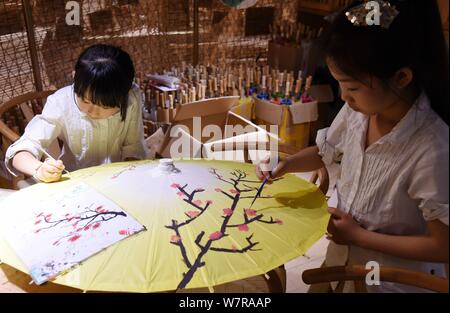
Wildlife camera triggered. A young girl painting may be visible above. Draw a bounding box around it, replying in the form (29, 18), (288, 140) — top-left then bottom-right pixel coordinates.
(257, 0), (448, 292)
(5, 44), (147, 183)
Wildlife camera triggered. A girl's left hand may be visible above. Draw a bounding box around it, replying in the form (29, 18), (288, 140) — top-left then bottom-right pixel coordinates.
(326, 207), (364, 245)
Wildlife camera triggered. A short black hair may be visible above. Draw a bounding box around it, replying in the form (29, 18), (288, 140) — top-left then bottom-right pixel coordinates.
(320, 0), (449, 125)
(74, 44), (135, 121)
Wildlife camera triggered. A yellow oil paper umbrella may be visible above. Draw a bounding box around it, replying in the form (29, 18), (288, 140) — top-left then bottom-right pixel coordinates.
(0, 159), (329, 292)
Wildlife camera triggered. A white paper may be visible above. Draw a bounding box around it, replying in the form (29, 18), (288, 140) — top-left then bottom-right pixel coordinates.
(0, 183), (145, 285)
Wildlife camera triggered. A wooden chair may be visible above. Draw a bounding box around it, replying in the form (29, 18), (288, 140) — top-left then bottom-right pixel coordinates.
(302, 264), (449, 293)
(0, 90), (57, 189)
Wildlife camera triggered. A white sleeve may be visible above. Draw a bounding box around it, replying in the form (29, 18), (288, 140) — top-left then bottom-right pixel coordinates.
(315, 103), (350, 166)
(4, 95), (62, 177)
(121, 87), (148, 161)
(408, 145), (449, 225)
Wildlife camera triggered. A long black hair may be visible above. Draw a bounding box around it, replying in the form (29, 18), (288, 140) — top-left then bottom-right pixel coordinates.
(74, 44), (135, 121)
(320, 0), (449, 125)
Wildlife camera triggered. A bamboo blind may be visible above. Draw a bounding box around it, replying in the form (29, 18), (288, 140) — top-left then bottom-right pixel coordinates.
(0, 0), (360, 104)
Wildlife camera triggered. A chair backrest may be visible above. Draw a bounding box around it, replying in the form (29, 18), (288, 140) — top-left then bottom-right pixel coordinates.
(0, 90), (56, 141)
(302, 265), (449, 293)
(0, 90), (57, 189)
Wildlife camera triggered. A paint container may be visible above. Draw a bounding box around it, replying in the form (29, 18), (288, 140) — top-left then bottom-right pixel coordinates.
(158, 159), (180, 174)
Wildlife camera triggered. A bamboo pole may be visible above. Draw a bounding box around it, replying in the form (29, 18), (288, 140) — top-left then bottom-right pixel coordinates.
(193, 0), (199, 66)
(22, 0), (43, 92)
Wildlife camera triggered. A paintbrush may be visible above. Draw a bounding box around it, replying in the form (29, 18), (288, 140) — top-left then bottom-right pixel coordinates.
(26, 137), (71, 176)
(39, 148), (71, 176)
(249, 177), (268, 209)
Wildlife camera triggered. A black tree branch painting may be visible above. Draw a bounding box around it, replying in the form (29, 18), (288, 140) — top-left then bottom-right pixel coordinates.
(166, 168), (284, 290)
(34, 204), (131, 246)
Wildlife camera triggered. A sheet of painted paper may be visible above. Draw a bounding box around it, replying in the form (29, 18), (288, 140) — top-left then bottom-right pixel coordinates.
(0, 183), (145, 285)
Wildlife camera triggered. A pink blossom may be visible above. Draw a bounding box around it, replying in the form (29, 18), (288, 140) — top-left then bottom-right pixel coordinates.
(170, 235), (181, 243)
(192, 200), (202, 206)
(215, 188), (223, 192)
(68, 234), (81, 242)
(34, 220), (42, 225)
(170, 183), (181, 188)
(275, 219), (283, 225)
(231, 245), (238, 251)
(223, 208), (233, 216)
(186, 211), (200, 218)
(244, 209), (257, 216)
(209, 231), (223, 240)
(176, 192), (184, 197)
(229, 189), (239, 194)
(238, 224), (249, 232)
(206, 200), (213, 205)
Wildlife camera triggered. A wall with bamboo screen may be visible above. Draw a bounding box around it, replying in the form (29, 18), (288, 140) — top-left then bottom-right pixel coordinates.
(1, 0), (193, 103)
(195, 0), (296, 66)
(1, 0), (315, 104)
(2, 0), (448, 104)
(0, 0), (36, 103)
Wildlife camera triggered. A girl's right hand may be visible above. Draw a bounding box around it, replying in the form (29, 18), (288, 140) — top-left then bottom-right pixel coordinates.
(35, 159), (65, 183)
(255, 156), (289, 184)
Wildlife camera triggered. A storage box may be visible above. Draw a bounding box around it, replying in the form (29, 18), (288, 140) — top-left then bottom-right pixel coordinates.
(158, 97), (278, 163)
(253, 84), (334, 149)
(254, 98), (318, 150)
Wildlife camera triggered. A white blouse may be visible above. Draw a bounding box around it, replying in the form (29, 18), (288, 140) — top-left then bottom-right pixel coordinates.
(316, 92), (449, 292)
(5, 84), (147, 176)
